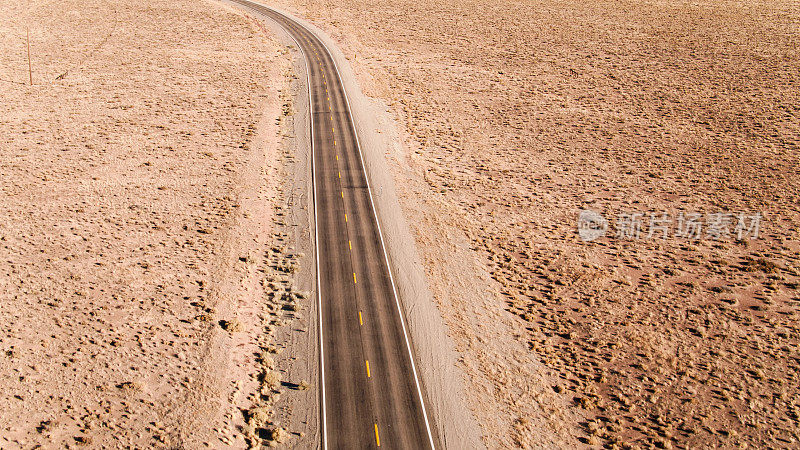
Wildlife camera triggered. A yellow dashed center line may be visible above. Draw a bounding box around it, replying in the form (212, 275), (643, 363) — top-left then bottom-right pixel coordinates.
(293, 31), (391, 447)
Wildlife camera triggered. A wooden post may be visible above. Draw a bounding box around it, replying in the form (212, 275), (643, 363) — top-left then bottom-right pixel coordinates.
(27, 28), (32, 85)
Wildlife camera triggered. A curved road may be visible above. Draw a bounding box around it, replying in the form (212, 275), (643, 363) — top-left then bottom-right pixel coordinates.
(228, 1), (437, 448)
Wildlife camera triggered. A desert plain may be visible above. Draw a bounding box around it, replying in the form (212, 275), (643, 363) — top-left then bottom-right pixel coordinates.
(1, 0), (799, 448)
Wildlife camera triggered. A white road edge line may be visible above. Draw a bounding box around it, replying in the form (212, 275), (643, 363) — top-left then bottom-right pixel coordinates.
(246, 7), (329, 449)
(306, 36), (328, 450)
(299, 24), (329, 450)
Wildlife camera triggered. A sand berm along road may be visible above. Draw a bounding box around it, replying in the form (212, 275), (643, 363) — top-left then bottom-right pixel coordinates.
(229, 1), (439, 448)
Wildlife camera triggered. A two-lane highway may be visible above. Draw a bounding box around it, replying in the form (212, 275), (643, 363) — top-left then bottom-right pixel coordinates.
(228, 1), (437, 448)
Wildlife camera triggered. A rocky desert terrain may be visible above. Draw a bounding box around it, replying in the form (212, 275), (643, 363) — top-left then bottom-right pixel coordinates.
(267, 0), (800, 447)
(0, 0), (316, 447)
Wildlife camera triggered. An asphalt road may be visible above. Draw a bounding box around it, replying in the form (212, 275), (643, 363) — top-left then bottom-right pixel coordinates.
(228, 2), (437, 448)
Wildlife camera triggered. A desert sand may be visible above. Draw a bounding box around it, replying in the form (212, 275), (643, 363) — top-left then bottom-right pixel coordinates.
(2, 0), (799, 447)
(0, 0), (317, 447)
(265, 0), (800, 447)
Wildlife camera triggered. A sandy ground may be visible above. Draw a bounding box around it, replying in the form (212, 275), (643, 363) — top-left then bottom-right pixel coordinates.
(264, 0), (800, 447)
(0, 0), (316, 447)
